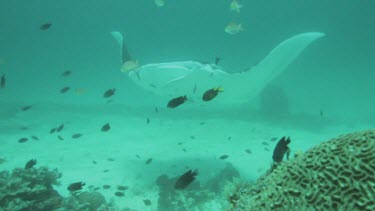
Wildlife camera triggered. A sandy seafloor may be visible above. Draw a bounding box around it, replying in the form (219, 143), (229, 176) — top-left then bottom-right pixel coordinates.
(0, 100), (372, 210)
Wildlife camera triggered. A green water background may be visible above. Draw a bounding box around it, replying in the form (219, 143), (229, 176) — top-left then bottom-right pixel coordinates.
(0, 0), (374, 122)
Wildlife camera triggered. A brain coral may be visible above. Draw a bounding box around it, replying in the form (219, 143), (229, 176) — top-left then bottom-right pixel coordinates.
(232, 130), (375, 210)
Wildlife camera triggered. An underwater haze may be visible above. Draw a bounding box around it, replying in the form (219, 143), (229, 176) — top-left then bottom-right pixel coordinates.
(1, 0), (375, 210)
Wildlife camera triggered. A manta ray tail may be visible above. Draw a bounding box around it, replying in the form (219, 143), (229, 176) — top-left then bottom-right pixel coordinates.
(110, 31), (132, 64)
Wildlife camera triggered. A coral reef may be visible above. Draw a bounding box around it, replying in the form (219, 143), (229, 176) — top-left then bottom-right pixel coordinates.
(0, 164), (116, 211)
(0, 166), (63, 211)
(231, 130), (375, 210)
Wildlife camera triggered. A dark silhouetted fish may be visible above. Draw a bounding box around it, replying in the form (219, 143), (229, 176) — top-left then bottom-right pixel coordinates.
(50, 128), (56, 134)
(114, 192), (125, 197)
(61, 70), (71, 77)
(40, 22), (52, 30)
(25, 159), (37, 169)
(219, 155), (229, 160)
(68, 182), (85, 192)
(18, 138), (28, 143)
(103, 185), (111, 189)
(245, 149), (252, 154)
(56, 124), (64, 132)
(21, 105), (32, 111)
(72, 133), (83, 139)
(101, 123), (111, 132)
(215, 56), (221, 65)
(0, 74), (5, 88)
(117, 185), (128, 191)
(143, 199), (152, 206)
(202, 87), (223, 101)
(57, 135), (64, 141)
(60, 87), (70, 94)
(175, 169), (198, 190)
(167, 95), (187, 108)
(31, 136), (39, 140)
(145, 158), (153, 164)
(272, 136), (291, 163)
(146, 118), (150, 124)
(103, 89), (116, 98)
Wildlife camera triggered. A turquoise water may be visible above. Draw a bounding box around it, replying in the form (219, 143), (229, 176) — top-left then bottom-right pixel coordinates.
(0, 1), (374, 210)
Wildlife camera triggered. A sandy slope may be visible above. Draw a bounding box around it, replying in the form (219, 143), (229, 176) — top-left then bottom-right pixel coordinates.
(0, 103), (370, 210)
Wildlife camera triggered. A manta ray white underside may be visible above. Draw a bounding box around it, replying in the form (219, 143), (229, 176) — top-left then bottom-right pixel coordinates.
(112, 32), (325, 105)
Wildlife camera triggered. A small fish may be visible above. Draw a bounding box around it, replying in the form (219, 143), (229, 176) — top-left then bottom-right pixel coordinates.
(103, 89), (116, 98)
(72, 133), (83, 139)
(31, 136), (39, 140)
(93, 187), (100, 191)
(114, 192), (125, 197)
(103, 185), (111, 189)
(167, 95), (187, 108)
(225, 22), (244, 35)
(146, 118), (150, 124)
(56, 124), (64, 132)
(215, 56), (221, 65)
(264, 147), (270, 151)
(270, 137), (278, 142)
(117, 185), (128, 191)
(262, 141), (269, 146)
(154, 0), (166, 7)
(0, 74), (5, 88)
(67, 182), (85, 192)
(245, 149), (252, 154)
(60, 87), (70, 94)
(101, 123), (111, 132)
(200, 122), (205, 125)
(272, 136), (291, 163)
(18, 138), (28, 143)
(40, 22), (52, 30)
(61, 70), (71, 77)
(92, 160), (97, 164)
(145, 158), (153, 164)
(230, 0), (243, 13)
(227, 136), (232, 141)
(190, 135), (196, 139)
(155, 107), (159, 113)
(320, 110), (324, 118)
(25, 159), (37, 169)
(143, 199), (152, 206)
(21, 105), (32, 111)
(50, 128), (57, 134)
(57, 135), (64, 141)
(202, 87), (223, 101)
(219, 155), (229, 160)
(175, 169), (198, 189)
(107, 158), (115, 162)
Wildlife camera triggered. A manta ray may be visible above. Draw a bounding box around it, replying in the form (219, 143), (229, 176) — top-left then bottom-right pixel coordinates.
(111, 31), (325, 105)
